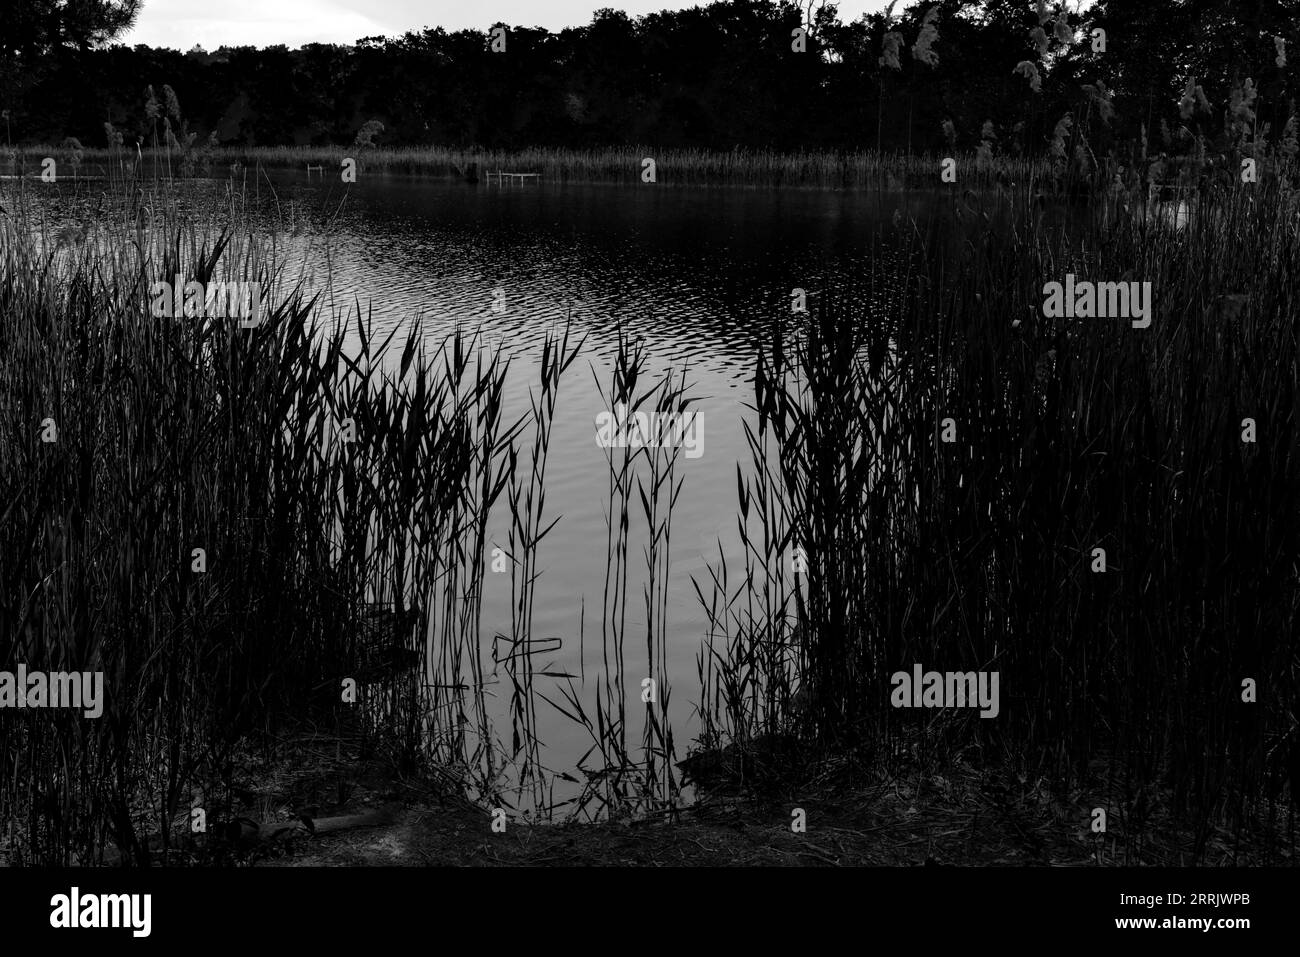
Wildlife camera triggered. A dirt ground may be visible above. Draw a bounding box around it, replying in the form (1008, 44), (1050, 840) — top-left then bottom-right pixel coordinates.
(208, 731), (1290, 867)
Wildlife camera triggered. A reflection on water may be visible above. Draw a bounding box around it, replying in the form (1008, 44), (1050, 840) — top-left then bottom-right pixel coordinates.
(259, 176), (942, 810)
(264, 175), (942, 366)
(12, 171), (996, 815)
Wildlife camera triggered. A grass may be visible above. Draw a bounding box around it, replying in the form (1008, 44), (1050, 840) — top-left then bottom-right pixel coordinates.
(4, 143), (1060, 190)
(695, 168), (1300, 863)
(0, 155), (593, 862)
(4, 108), (1300, 864)
(550, 334), (698, 818)
(0, 144), (708, 858)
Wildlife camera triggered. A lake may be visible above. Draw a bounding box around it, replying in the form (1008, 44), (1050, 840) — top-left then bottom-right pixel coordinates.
(270, 174), (945, 810)
(18, 169), (1001, 816)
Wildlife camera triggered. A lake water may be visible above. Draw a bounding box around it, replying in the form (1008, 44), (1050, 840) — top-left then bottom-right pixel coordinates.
(14, 169), (1001, 816)
(284, 175), (972, 813)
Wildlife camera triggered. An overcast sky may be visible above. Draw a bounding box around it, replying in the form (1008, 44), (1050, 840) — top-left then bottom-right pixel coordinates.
(122, 1), (898, 50)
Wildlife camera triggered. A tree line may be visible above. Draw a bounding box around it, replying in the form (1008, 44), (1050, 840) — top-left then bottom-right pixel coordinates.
(2, 0), (1298, 159)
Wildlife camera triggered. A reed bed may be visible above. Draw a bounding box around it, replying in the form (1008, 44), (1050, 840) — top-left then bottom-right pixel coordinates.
(0, 152), (706, 859)
(697, 173), (1300, 862)
(0, 160), (592, 861)
(5, 144), (1054, 191)
(548, 335), (697, 819)
(5, 122), (1300, 863)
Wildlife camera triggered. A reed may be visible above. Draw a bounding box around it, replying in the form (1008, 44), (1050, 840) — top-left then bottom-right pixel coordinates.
(7, 99), (1300, 861)
(696, 174), (1300, 861)
(0, 156), (587, 860)
(538, 333), (697, 819)
(4, 143), (1055, 190)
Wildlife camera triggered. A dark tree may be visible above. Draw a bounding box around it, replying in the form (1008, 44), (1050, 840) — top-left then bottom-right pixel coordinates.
(1, 0), (142, 125)
(5, 1), (1299, 159)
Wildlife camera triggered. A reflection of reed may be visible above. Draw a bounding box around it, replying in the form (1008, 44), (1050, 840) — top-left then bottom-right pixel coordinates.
(500, 322), (583, 811)
(543, 330), (697, 819)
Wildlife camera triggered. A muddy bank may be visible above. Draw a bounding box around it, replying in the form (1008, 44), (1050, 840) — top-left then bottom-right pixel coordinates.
(214, 735), (1283, 867)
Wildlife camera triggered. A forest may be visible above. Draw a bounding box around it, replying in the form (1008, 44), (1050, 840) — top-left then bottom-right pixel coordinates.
(2, 1), (1298, 159)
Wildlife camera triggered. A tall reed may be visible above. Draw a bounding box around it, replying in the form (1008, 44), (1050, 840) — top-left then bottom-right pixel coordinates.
(0, 159), (582, 861)
(699, 176), (1300, 861)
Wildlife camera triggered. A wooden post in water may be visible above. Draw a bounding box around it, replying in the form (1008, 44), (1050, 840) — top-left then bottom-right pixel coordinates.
(485, 170), (540, 185)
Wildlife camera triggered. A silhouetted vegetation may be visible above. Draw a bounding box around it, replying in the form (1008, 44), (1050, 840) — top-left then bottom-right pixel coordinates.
(3, 1), (1299, 161)
(4, 0), (1300, 868)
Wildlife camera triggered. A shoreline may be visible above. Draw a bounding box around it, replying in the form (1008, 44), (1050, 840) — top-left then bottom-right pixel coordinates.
(146, 733), (1291, 868)
(2, 145), (1056, 192)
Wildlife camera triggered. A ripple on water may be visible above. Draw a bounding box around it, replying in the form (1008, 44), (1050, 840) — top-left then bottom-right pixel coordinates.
(13, 173), (974, 814)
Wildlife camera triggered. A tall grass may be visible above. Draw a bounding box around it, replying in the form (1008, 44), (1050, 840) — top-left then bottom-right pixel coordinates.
(544, 334), (696, 819)
(5, 143), (1056, 190)
(7, 111), (1300, 863)
(0, 159), (591, 861)
(699, 176), (1300, 861)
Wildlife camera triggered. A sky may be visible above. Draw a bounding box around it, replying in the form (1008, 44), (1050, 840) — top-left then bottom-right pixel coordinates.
(121, 0), (898, 50)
